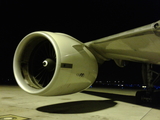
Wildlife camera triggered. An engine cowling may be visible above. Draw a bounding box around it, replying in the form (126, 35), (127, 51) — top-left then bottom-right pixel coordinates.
(13, 31), (98, 96)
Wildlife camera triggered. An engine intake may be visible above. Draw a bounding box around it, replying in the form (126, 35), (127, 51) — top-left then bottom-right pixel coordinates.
(13, 31), (98, 96)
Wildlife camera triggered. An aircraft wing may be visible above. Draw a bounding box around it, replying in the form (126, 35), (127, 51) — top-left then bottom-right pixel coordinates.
(85, 20), (160, 67)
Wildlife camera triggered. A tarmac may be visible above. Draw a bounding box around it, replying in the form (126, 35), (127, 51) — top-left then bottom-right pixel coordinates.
(0, 85), (160, 120)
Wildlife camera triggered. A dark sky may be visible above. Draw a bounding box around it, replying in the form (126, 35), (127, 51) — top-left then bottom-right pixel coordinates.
(0, 0), (160, 83)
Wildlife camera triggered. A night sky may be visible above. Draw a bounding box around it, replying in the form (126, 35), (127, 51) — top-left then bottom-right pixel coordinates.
(0, 0), (160, 84)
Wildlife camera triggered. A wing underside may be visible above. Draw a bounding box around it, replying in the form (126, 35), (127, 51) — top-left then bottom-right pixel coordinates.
(85, 21), (160, 66)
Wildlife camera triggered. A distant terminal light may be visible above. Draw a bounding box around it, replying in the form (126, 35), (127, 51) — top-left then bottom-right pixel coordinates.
(142, 86), (147, 89)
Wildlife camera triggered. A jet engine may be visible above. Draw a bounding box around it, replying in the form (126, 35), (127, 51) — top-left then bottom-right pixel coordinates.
(13, 31), (98, 96)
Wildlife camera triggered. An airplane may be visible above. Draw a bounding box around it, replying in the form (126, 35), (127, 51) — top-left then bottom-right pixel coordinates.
(13, 20), (160, 104)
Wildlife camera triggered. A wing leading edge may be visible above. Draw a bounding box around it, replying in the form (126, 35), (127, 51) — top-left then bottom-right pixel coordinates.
(85, 20), (160, 66)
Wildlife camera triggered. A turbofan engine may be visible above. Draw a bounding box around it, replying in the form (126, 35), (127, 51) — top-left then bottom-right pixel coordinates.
(13, 31), (98, 96)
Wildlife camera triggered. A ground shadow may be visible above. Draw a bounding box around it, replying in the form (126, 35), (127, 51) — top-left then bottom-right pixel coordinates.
(82, 91), (136, 104)
(37, 100), (117, 114)
(82, 90), (160, 109)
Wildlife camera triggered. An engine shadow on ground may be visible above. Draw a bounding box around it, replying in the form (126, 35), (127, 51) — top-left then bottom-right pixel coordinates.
(82, 90), (160, 109)
(36, 100), (117, 114)
(37, 90), (160, 114)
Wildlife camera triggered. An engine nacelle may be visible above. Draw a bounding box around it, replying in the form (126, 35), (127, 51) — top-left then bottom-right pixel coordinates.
(13, 31), (98, 96)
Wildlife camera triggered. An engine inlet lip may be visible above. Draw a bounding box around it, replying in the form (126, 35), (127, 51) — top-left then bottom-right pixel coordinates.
(13, 31), (61, 95)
